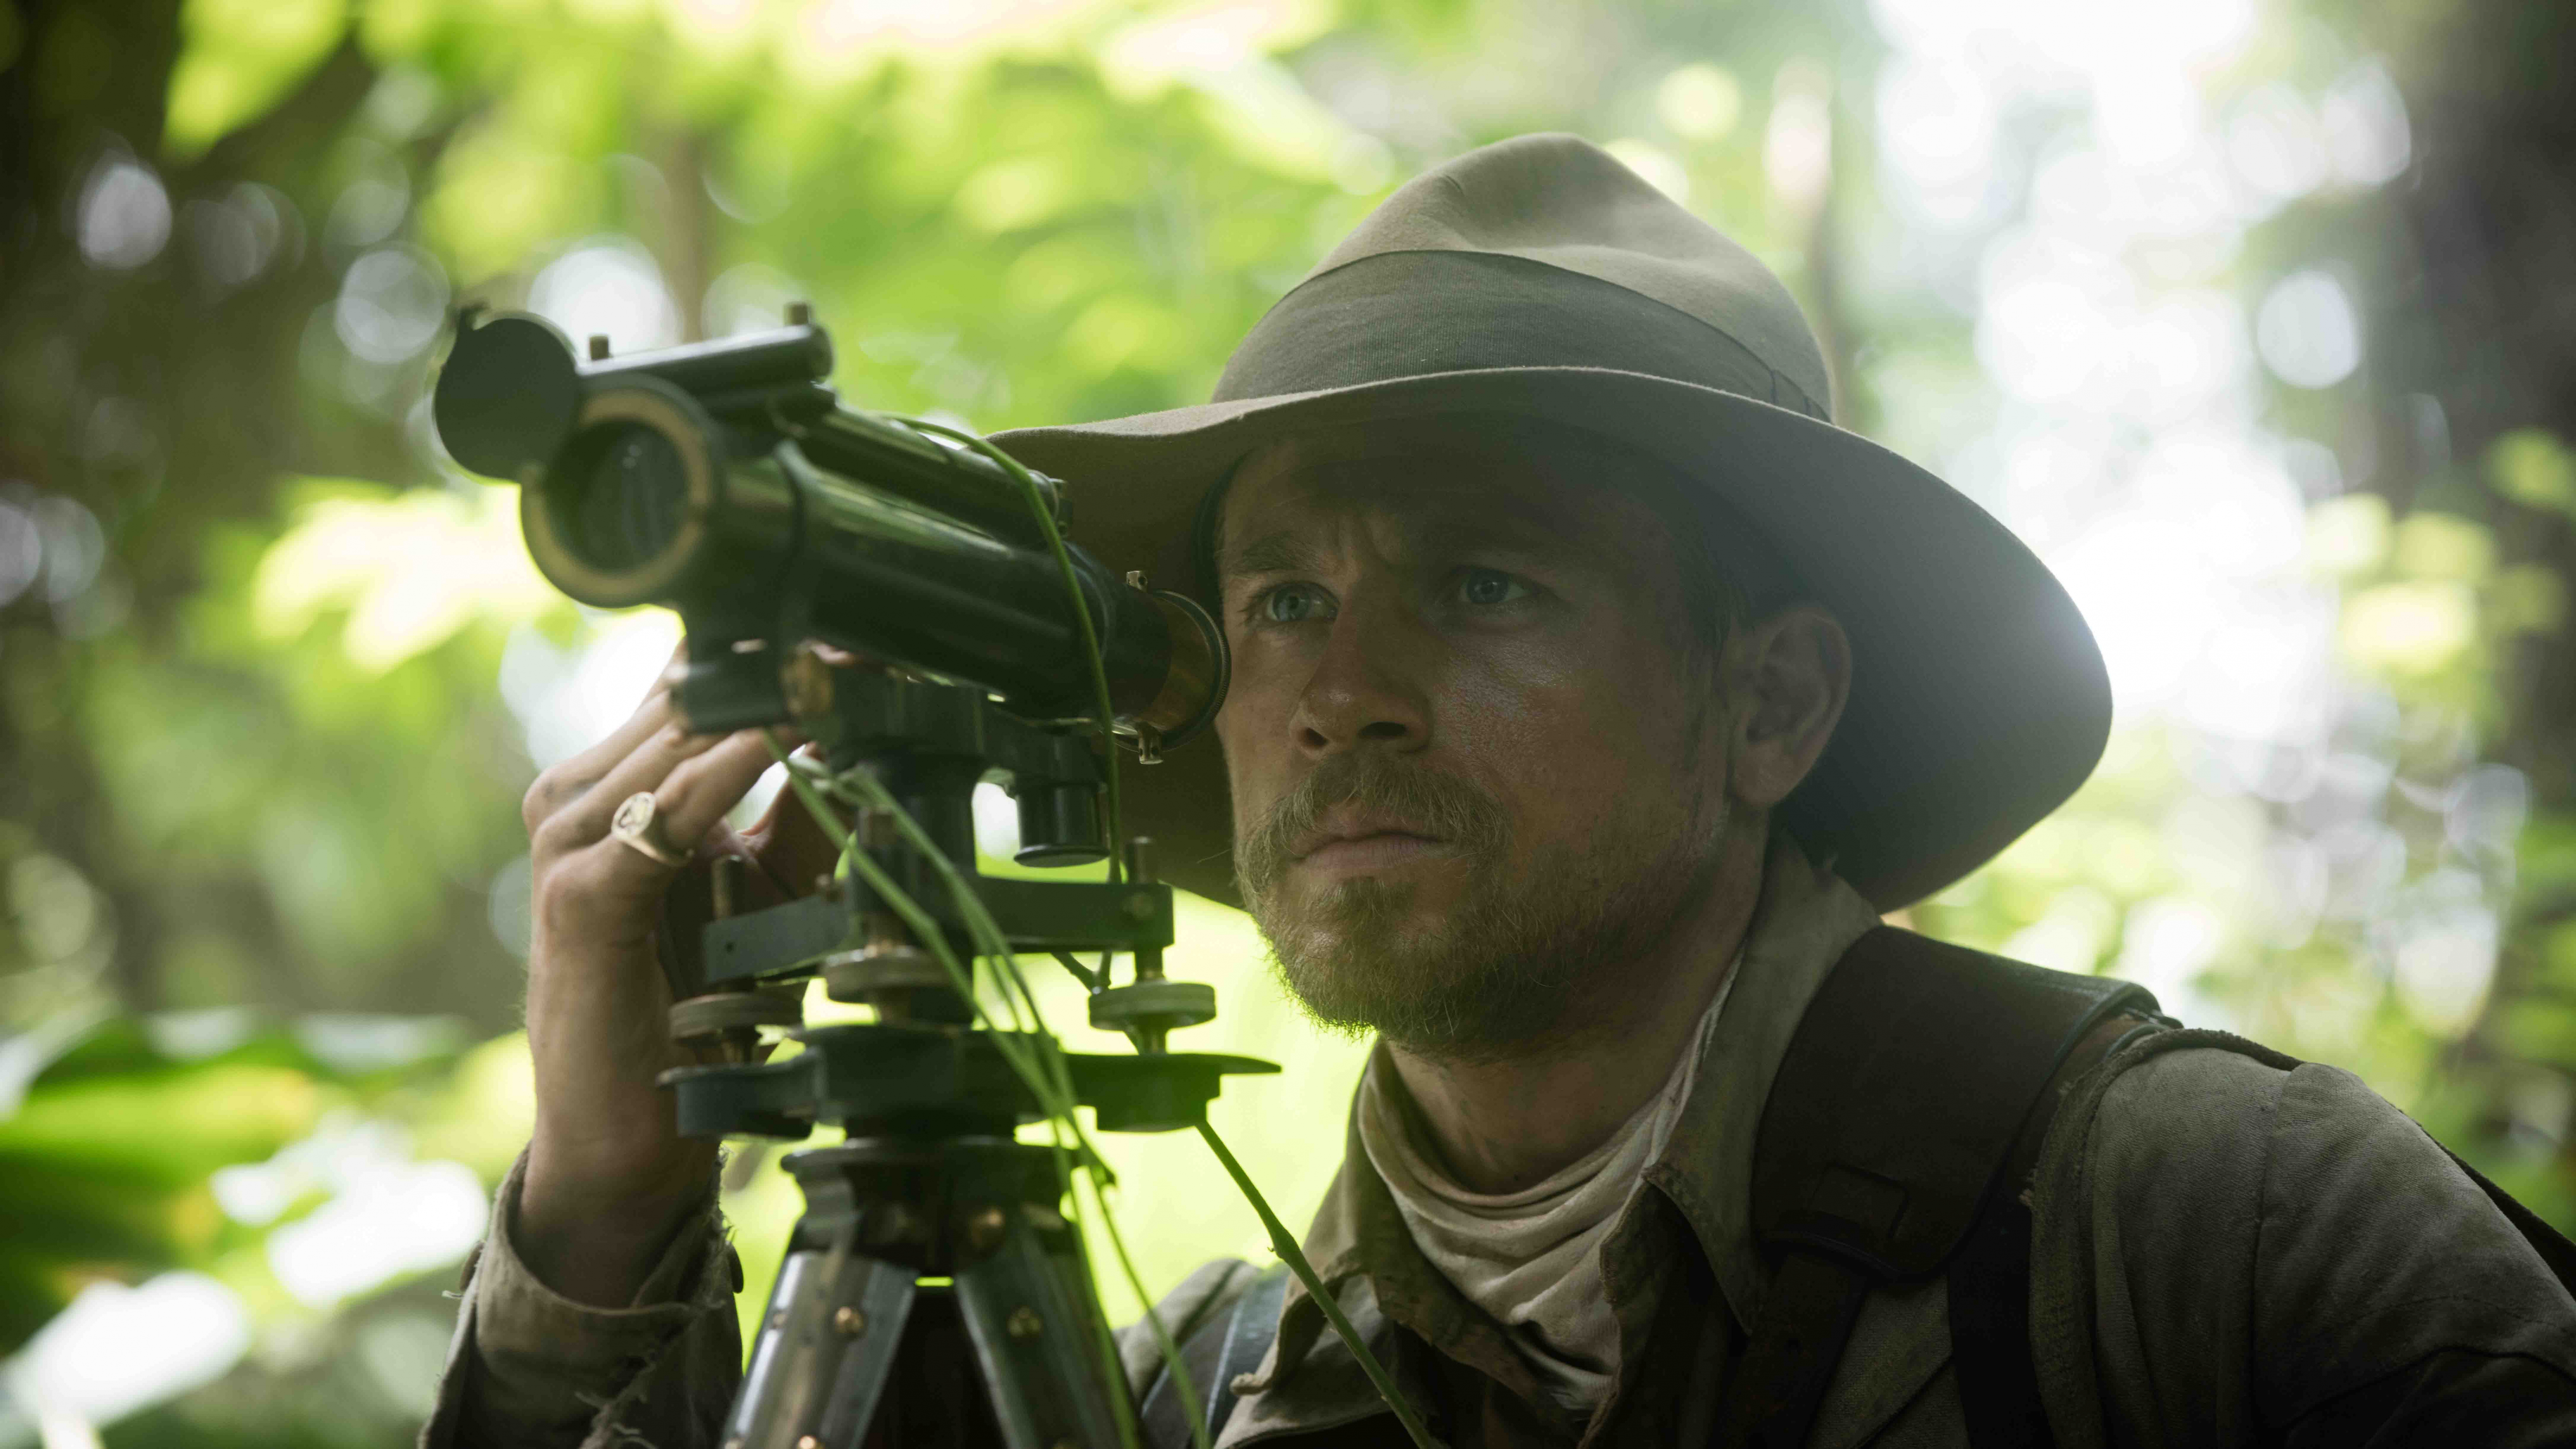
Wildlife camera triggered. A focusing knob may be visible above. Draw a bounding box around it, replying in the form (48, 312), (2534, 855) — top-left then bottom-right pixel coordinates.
(1088, 980), (1216, 1034)
(821, 945), (949, 999)
(668, 987), (803, 1063)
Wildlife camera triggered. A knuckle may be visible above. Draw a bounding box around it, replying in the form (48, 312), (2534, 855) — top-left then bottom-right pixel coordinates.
(532, 854), (618, 934)
(529, 868), (584, 938)
(522, 770), (573, 837)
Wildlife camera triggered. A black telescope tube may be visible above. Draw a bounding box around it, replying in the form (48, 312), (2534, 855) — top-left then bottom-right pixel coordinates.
(568, 324), (1062, 545)
(772, 445), (1171, 720)
(788, 408), (1061, 550)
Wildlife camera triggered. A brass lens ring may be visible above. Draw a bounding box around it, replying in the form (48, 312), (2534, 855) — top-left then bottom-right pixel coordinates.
(1133, 588), (1229, 749)
(519, 379), (720, 608)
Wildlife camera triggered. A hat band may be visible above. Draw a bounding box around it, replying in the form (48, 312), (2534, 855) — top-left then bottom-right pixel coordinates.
(1211, 250), (1828, 422)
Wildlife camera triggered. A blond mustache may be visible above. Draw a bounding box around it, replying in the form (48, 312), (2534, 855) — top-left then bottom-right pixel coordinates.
(1235, 756), (1510, 902)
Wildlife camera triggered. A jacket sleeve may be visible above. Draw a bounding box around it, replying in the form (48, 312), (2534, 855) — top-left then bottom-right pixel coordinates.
(1118, 1257), (1266, 1447)
(2030, 1033), (2576, 1449)
(420, 1152), (744, 1449)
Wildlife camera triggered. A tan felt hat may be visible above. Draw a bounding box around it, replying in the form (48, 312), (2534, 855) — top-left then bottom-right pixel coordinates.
(996, 133), (2107, 912)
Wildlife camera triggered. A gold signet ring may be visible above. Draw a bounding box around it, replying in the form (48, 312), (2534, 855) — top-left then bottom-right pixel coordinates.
(608, 792), (688, 868)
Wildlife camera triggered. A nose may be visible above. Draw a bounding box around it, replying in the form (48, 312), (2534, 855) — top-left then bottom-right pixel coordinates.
(1289, 598), (1431, 758)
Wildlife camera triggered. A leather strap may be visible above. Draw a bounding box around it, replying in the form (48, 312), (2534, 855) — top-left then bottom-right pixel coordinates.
(1710, 1250), (1876, 1449)
(1944, 1015), (2163, 1448)
(1749, 928), (2160, 1277)
(1717, 927), (2162, 1449)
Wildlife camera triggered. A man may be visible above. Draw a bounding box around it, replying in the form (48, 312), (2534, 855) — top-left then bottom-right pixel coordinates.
(426, 135), (2576, 1447)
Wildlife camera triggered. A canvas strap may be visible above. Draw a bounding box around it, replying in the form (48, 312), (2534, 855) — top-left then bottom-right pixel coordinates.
(1712, 927), (2161, 1449)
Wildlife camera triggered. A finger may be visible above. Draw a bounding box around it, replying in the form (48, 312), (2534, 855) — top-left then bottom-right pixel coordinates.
(528, 690), (680, 826)
(542, 722), (732, 853)
(543, 640), (694, 788)
(564, 732), (783, 905)
(738, 742), (821, 840)
(653, 732), (801, 856)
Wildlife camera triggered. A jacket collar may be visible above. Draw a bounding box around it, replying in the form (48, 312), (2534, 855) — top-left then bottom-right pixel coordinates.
(1226, 835), (1884, 1439)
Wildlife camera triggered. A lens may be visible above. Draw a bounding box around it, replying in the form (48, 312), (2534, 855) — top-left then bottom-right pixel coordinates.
(550, 421), (690, 572)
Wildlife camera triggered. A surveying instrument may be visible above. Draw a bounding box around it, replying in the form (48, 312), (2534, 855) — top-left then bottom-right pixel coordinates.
(434, 309), (1274, 1449)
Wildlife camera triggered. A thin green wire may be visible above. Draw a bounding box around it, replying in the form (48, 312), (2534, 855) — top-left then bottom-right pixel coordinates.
(801, 758), (1178, 1449)
(765, 737), (1431, 1449)
(1084, 1163), (1209, 1443)
(765, 418), (1436, 1449)
(1196, 1123), (1435, 1449)
(919, 418), (1433, 1449)
(762, 735), (1170, 1449)
(897, 416), (1125, 885)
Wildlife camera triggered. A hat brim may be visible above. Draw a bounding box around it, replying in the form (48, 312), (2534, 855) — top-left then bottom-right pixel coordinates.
(995, 365), (2109, 913)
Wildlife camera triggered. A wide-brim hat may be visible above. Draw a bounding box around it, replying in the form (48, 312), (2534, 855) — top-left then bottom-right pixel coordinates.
(995, 133), (2107, 912)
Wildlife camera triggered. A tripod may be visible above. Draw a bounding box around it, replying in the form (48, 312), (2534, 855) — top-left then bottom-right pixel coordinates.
(656, 654), (1273, 1449)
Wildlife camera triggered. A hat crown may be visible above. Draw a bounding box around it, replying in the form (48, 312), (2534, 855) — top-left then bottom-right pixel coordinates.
(1223, 133), (1833, 417)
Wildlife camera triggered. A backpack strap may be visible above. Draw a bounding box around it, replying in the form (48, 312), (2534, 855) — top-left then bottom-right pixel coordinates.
(1140, 1263), (1292, 1448)
(1713, 927), (2162, 1449)
(1943, 1013), (2168, 1448)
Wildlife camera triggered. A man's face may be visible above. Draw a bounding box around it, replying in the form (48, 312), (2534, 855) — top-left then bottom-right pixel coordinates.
(1214, 417), (1735, 1058)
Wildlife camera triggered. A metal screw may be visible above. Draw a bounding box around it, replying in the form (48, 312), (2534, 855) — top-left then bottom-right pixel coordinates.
(1007, 1305), (1043, 1340)
(1125, 569), (1148, 590)
(797, 1437), (820, 1449)
(834, 1305), (866, 1337)
(1123, 891), (1156, 922)
(588, 334), (611, 360)
(787, 300), (812, 326)
(965, 1204), (1008, 1254)
(860, 807), (900, 852)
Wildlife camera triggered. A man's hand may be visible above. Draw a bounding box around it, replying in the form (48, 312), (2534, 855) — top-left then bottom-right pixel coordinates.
(511, 653), (826, 1307)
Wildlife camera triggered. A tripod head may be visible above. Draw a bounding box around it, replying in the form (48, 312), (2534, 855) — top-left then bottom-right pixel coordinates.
(662, 660), (1276, 1135)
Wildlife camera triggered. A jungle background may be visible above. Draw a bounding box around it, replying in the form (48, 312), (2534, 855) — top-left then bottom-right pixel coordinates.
(4, 0), (2575, 1441)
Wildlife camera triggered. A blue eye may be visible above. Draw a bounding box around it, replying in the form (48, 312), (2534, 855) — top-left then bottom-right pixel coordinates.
(1458, 569), (1527, 606)
(1263, 585), (1329, 623)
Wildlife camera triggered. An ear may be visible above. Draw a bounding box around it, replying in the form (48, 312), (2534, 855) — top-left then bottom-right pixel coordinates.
(1723, 605), (1852, 810)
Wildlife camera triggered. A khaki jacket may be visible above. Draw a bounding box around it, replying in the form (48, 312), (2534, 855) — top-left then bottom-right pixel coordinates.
(426, 844), (2576, 1447)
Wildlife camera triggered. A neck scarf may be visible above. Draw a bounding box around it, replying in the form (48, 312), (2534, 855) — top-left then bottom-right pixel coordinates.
(1355, 965), (1739, 1417)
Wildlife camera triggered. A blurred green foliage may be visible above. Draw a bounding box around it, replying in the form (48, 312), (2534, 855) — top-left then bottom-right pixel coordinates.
(4, 0), (2575, 1443)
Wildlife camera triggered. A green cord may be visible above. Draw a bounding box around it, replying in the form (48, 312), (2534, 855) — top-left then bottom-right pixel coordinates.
(760, 419), (1433, 1449)
(898, 416), (1126, 885)
(1088, 1168), (1209, 1449)
(760, 733), (1161, 1449)
(1196, 1122), (1438, 1449)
